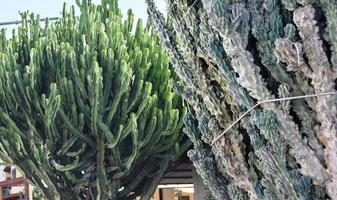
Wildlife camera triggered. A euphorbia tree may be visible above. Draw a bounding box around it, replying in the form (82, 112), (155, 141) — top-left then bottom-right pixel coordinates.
(147, 0), (337, 199)
(0, 0), (189, 199)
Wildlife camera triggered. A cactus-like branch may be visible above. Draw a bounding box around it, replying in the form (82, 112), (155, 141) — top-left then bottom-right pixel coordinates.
(148, 0), (337, 199)
(0, 0), (188, 199)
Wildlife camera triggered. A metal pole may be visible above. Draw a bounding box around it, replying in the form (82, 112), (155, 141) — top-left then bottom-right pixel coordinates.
(0, 17), (59, 26)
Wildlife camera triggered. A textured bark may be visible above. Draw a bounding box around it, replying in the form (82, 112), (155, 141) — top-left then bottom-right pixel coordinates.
(147, 0), (337, 199)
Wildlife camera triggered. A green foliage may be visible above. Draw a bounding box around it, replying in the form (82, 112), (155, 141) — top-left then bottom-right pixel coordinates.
(147, 0), (337, 199)
(203, 188), (216, 200)
(33, 188), (46, 200)
(0, 0), (189, 199)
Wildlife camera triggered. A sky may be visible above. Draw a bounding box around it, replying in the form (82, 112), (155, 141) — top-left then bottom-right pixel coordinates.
(0, 0), (166, 34)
